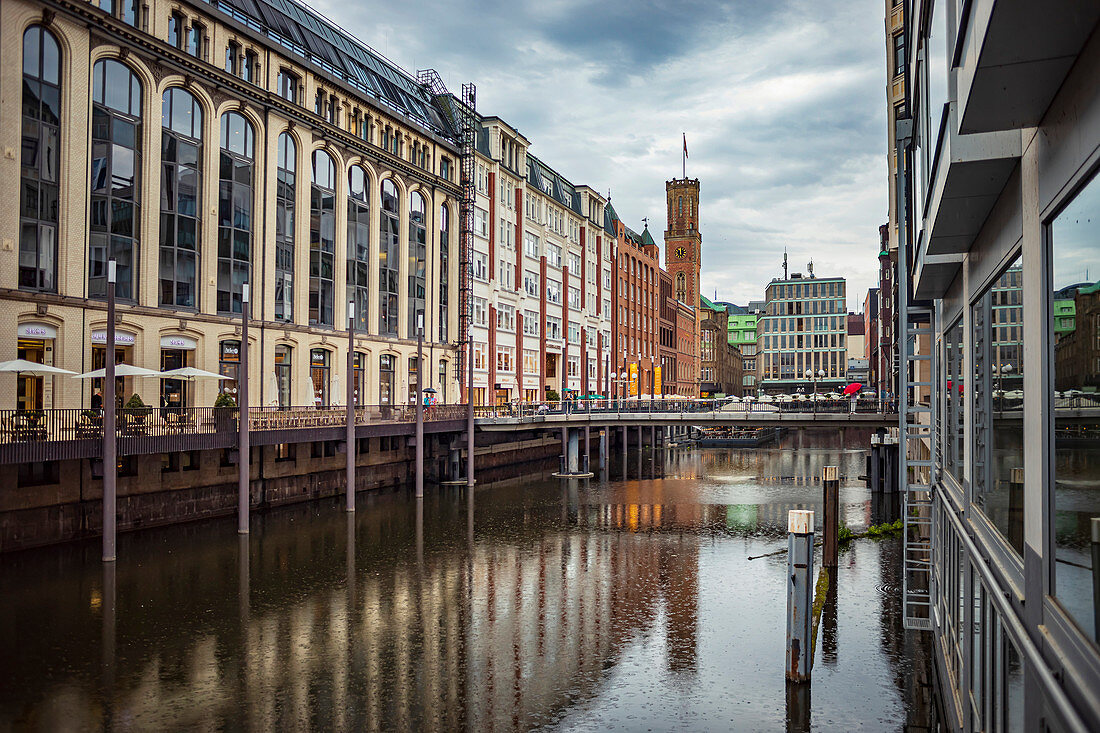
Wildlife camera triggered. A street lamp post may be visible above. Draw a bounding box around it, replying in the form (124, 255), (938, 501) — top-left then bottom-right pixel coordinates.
(805, 368), (825, 415)
(103, 259), (117, 562)
(346, 301), (356, 513)
(994, 363), (1014, 412)
(415, 313), (424, 499)
(238, 283), (249, 535)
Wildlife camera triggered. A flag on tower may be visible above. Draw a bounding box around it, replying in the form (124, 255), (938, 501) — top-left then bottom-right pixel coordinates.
(683, 133), (689, 159)
(682, 133), (688, 177)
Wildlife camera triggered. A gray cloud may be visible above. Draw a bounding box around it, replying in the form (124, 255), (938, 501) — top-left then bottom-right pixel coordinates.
(314, 0), (888, 311)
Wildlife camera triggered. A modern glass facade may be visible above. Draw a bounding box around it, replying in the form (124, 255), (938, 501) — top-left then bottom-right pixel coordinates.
(897, 0), (1100, 728)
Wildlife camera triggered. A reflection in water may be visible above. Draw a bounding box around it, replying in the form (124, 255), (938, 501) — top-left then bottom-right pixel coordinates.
(0, 432), (932, 730)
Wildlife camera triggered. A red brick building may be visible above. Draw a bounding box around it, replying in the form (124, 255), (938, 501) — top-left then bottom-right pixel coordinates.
(608, 205), (661, 397)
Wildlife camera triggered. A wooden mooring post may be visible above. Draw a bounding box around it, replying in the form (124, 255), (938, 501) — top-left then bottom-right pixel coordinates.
(786, 509), (814, 682)
(822, 466), (839, 569)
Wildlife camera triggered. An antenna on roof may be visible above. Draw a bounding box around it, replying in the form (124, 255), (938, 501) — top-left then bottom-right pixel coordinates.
(807, 259), (814, 277)
(783, 250), (788, 280)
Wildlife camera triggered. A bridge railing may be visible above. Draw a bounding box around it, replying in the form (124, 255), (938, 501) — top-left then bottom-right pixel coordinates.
(473, 397), (895, 419)
(0, 402), (471, 447)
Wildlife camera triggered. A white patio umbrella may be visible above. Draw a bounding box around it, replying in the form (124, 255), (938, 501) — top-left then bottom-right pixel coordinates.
(0, 359), (76, 378)
(742, 395), (756, 402)
(266, 371), (280, 406)
(159, 366), (232, 381)
(758, 394), (774, 403)
(725, 395), (742, 402)
(72, 364), (164, 379)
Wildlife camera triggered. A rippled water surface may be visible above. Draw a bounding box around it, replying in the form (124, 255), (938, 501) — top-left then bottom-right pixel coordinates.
(0, 431), (933, 730)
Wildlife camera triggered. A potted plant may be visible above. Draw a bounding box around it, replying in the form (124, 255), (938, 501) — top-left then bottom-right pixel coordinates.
(214, 391), (236, 433)
(78, 408), (103, 438)
(123, 393), (151, 434)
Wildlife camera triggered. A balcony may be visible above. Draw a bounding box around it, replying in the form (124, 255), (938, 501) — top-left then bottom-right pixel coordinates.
(921, 102), (1021, 274)
(956, 0), (1100, 133)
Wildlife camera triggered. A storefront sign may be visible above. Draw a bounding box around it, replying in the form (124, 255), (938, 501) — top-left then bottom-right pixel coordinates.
(160, 335), (197, 350)
(91, 330), (136, 345)
(18, 323), (57, 339)
(220, 341), (241, 361)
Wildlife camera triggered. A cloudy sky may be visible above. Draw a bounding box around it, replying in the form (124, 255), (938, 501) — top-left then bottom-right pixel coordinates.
(315, 0), (888, 312)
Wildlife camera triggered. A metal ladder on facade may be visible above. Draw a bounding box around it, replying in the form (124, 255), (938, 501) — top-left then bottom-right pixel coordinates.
(898, 258), (936, 631)
(416, 71), (476, 388)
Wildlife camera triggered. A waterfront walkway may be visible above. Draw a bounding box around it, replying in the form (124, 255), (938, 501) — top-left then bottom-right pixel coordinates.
(4, 395), (1094, 465)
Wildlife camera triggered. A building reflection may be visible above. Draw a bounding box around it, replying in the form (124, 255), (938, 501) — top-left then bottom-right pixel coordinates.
(0, 488), (705, 731)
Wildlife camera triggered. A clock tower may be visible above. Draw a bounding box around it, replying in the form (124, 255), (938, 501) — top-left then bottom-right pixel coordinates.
(664, 176), (702, 395)
(664, 177), (701, 305)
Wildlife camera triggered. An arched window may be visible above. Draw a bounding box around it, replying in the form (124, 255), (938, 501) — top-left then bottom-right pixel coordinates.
(217, 111), (254, 313)
(309, 149), (336, 326)
(347, 165), (370, 331)
(676, 272), (686, 302)
(275, 132), (296, 321)
(20, 26), (61, 292)
(678, 196), (683, 217)
(408, 191), (427, 337)
(90, 58), (142, 300)
(379, 179), (400, 336)
(160, 87), (202, 308)
(439, 204), (450, 342)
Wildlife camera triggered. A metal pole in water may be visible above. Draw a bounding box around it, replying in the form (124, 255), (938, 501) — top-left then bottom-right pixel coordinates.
(1092, 517), (1100, 643)
(787, 509), (814, 682)
(102, 260), (117, 562)
(346, 301), (356, 512)
(238, 283), (250, 535)
(823, 466), (839, 569)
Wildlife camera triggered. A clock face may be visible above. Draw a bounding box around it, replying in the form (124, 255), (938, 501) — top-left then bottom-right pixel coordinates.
(676, 247), (686, 259)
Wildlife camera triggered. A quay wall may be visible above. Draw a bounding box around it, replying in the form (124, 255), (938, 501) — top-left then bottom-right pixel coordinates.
(0, 431), (579, 553)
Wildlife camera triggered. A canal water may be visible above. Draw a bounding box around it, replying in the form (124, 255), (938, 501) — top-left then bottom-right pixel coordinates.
(0, 431), (934, 731)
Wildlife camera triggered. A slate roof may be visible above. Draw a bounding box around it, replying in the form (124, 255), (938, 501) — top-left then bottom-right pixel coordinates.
(213, 0), (458, 139)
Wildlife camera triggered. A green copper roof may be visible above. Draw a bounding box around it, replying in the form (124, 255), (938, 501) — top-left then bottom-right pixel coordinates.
(640, 226), (656, 247)
(700, 294), (725, 313)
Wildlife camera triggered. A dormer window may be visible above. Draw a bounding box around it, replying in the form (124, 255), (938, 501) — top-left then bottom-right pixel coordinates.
(277, 70), (298, 103)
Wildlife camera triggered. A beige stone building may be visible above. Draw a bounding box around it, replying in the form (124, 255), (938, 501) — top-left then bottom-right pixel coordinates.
(2, 0), (464, 412)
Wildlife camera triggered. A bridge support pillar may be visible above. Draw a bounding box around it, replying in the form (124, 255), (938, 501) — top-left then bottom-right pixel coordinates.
(598, 429), (607, 472)
(567, 428), (580, 474)
(584, 426), (591, 472)
(449, 449), (462, 482)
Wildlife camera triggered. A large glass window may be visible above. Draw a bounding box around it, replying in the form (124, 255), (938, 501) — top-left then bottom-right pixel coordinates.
(944, 319), (965, 480)
(1050, 169), (1100, 643)
(275, 344), (291, 407)
(217, 111), (254, 314)
(275, 132), (295, 321)
(439, 204), (449, 343)
(309, 150), (335, 326)
(310, 348), (329, 407)
(20, 26), (60, 293)
(379, 179), (400, 336)
(379, 354), (395, 406)
(408, 192), (427, 337)
(347, 165), (370, 331)
(90, 59), (142, 300)
(971, 257), (1024, 555)
(159, 88), (201, 308)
